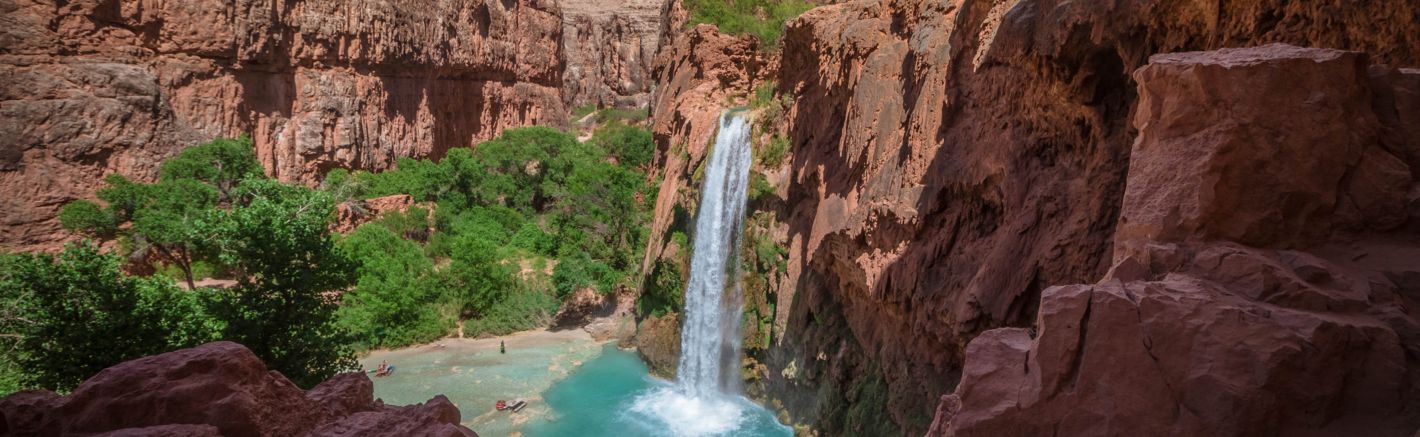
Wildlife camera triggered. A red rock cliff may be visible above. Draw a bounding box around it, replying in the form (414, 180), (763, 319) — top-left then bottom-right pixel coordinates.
(930, 44), (1419, 437)
(645, 0), (1420, 434)
(560, 0), (662, 108)
(0, 0), (565, 252)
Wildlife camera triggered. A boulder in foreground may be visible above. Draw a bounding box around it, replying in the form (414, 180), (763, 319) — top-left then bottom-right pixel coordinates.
(0, 341), (477, 437)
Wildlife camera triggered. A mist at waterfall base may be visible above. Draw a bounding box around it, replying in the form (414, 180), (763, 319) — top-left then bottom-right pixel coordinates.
(532, 114), (787, 436)
(524, 345), (790, 436)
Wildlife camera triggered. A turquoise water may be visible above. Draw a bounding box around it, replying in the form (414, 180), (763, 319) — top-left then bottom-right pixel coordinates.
(364, 334), (790, 437)
(361, 331), (604, 436)
(524, 344), (791, 437)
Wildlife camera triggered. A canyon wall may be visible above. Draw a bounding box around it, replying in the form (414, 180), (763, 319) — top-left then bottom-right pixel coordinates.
(930, 44), (1420, 437)
(0, 0), (566, 252)
(560, 0), (662, 108)
(644, 0), (1420, 434)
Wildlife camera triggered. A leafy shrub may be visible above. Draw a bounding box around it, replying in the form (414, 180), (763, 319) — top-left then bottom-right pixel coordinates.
(508, 221), (558, 257)
(751, 80), (778, 109)
(591, 121), (656, 169)
(748, 170), (775, 202)
(552, 252), (617, 298)
(0, 242), (220, 391)
(441, 232), (519, 318)
(757, 135), (790, 168)
(638, 260), (685, 317)
(571, 104), (599, 120)
(463, 286), (560, 337)
(684, 0), (814, 49)
(58, 200), (116, 238)
(337, 224), (451, 349)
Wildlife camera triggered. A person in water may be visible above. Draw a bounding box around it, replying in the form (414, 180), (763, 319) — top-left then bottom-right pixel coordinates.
(500, 340), (506, 354)
(374, 360), (391, 376)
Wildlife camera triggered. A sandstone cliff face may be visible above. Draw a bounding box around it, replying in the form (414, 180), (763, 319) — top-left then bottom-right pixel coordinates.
(0, 341), (478, 437)
(932, 45), (1419, 437)
(1, 0), (565, 252)
(560, 0), (662, 108)
(646, 0), (1420, 434)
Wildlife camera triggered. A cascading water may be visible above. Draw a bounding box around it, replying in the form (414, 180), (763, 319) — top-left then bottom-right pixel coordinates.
(627, 113), (784, 437)
(677, 113), (752, 398)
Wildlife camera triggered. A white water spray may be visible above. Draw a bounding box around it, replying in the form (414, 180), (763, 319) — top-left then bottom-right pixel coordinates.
(628, 113), (755, 436)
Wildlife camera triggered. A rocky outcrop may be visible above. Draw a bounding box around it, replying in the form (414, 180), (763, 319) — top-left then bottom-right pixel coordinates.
(0, 341), (477, 437)
(560, 0), (662, 108)
(641, 0), (1420, 434)
(931, 45), (1419, 436)
(0, 0), (565, 252)
(330, 194), (431, 234)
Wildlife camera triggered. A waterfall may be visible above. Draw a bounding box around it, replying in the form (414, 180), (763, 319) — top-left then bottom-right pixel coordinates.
(628, 112), (761, 436)
(677, 113), (752, 398)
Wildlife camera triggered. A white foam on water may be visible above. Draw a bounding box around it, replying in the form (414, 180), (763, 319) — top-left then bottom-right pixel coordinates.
(626, 386), (748, 437)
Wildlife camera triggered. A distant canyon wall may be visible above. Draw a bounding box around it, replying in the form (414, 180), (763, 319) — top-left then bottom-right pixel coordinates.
(642, 0), (1420, 435)
(560, 0), (662, 109)
(1, 0), (662, 252)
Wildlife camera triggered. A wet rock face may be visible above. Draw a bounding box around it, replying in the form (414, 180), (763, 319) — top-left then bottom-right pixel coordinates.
(560, 0), (662, 108)
(640, 24), (767, 286)
(931, 45), (1420, 436)
(634, 0), (1420, 434)
(0, 0), (565, 252)
(0, 341), (478, 437)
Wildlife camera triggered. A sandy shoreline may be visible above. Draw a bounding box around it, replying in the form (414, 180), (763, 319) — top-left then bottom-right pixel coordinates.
(357, 327), (612, 436)
(359, 328), (600, 364)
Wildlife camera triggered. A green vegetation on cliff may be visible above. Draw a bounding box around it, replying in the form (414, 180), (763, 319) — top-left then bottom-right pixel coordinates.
(684, 0), (813, 49)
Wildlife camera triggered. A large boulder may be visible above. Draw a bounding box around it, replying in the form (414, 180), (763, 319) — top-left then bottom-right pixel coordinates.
(933, 268), (1412, 436)
(54, 341), (324, 437)
(308, 395), (475, 437)
(0, 341), (479, 437)
(1120, 44), (1399, 251)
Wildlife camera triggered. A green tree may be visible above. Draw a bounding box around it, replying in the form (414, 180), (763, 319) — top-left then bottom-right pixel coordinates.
(59, 136), (261, 288)
(159, 136), (263, 202)
(337, 224), (450, 348)
(206, 179), (358, 388)
(591, 121), (655, 169)
(441, 232), (518, 319)
(0, 242), (219, 391)
(58, 200), (116, 238)
(130, 179), (219, 289)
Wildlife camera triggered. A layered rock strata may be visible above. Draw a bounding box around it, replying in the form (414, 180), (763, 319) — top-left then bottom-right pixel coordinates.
(0, 341), (478, 437)
(0, 0), (565, 252)
(560, 0), (662, 108)
(644, 0), (1420, 434)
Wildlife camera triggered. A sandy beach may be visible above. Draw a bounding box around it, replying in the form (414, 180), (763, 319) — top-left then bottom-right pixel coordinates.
(359, 328), (608, 436)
